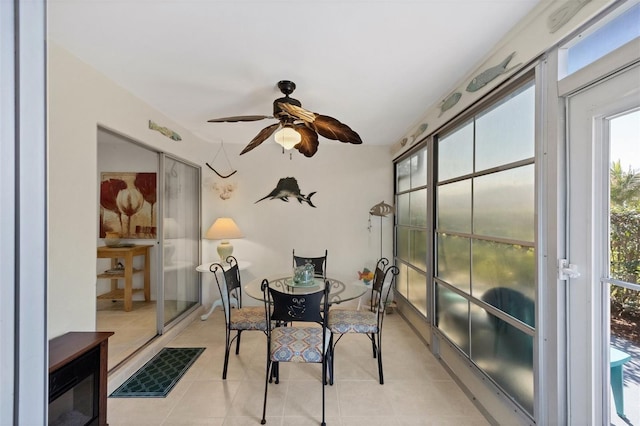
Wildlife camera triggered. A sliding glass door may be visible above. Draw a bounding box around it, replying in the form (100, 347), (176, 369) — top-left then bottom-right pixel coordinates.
(162, 156), (201, 327)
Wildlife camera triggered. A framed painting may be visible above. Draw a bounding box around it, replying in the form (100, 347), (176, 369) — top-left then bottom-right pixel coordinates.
(99, 172), (157, 238)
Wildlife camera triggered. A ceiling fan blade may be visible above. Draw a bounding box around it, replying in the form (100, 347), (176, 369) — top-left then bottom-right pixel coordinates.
(312, 114), (363, 145)
(239, 123), (281, 155)
(294, 125), (319, 157)
(207, 115), (273, 123)
(276, 102), (316, 123)
(279, 102), (362, 145)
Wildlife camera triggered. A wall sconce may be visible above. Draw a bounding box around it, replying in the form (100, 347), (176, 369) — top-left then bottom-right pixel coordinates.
(205, 217), (244, 261)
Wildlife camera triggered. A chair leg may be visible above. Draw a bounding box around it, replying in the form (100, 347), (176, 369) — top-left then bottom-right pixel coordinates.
(269, 361), (279, 384)
(376, 334), (384, 385)
(370, 334), (377, 358)
(321, 358), (326, 426)
(261, 358), (271, 425)
(222, 333), (231, 380)
(328, 346), (334, 386)
(235, 330), (242, 355)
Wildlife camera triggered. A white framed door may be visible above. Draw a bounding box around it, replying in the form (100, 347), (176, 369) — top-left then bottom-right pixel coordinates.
(566, 63), (640, 425)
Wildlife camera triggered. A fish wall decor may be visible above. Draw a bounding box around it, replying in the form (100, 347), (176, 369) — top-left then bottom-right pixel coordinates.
(256, 177), (316, 207)
(369, 201), (394, 217)
(466, 52), (522, 93)
(411, 123), (429, 144)
(439, 92), (462, 117)
(149, 120), (182, 141)
(548, 0), (591, 33)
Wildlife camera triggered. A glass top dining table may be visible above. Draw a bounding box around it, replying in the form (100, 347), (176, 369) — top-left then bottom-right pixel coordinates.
(244, 274), (369, 306)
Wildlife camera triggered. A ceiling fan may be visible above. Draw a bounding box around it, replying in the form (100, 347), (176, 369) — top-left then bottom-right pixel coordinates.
(207, 80), (362, 158)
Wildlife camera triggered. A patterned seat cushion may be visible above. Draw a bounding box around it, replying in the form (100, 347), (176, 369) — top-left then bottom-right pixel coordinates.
(328, 309), (378, 334)
(230, 307), (268, 331)
(270, 327), (331, 363)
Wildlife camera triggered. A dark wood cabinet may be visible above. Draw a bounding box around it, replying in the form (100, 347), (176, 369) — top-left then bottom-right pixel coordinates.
(49, 332), (113, 426)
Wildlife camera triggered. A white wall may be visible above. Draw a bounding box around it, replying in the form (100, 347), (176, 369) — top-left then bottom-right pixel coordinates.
(48, 42), (394, 337)
(48, 43), (214, 337)
(200, 141), (393, 306)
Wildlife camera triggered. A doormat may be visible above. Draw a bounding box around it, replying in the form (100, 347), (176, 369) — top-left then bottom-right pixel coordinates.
(110, 347), (205, 398)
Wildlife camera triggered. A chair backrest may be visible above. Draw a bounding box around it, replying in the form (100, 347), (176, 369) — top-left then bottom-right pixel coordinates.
(210, 256), (241, 324)
(480, 287), (534, 361)
(369, 258), (399, 323)
(481, 287), (535, 328)
(262, 279), (330, 326)
(292, 249), (327, 278)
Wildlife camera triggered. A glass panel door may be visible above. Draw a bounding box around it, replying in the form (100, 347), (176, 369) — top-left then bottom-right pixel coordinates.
(566, 64), (640, 425)
(162, 156), (200, 326)
(608, 110), (640, 425)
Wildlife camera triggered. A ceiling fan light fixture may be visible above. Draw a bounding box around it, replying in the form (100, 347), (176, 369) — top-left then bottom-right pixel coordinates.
(274, 126), (301, 150)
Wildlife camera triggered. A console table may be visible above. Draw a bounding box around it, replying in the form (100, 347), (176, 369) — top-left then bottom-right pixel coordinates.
(97, 244), (153, 312)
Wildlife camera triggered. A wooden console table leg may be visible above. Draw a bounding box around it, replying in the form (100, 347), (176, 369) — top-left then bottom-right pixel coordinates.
(110, 258), (118, 293)
(124, 251), (133, 312)
(144, 246), (150, 301)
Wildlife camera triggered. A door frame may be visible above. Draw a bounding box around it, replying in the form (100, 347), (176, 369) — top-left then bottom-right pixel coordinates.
(563, 48), (640, 425)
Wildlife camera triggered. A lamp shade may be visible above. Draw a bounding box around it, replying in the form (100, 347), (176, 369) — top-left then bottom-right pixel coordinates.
(205, 217), (244, 261)
(274, 126), (301, 150)
(205, 217), (244, 240)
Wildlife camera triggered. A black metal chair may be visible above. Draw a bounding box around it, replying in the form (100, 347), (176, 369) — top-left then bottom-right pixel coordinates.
(327, 257), (399, 384)
(292, 249), (328, 278)
(260, 279), (331, 426)
(210, 256), (268, 379)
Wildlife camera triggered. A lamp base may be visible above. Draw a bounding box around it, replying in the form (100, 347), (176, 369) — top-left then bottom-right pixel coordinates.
(217, 241), (234, 261)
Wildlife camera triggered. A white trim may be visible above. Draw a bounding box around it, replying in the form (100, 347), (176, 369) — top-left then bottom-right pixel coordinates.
(11, 0), (48, 424)
(0, 0), (16, 423)
(558, 37), (640, 97)
(565, 62), (640, 426)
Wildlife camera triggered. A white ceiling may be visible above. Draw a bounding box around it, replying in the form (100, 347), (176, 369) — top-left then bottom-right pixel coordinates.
(47, 0), (541, 150)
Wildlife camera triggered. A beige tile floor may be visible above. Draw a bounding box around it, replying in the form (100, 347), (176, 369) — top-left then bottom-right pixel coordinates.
(106, 309), (490, 426)
(97, 299), (158, 370)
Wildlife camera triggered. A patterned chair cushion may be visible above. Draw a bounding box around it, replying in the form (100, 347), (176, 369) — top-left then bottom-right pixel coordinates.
(270, 327), (331, 363)
(328, 309), (378, 334)
(230, 307), (268, 331)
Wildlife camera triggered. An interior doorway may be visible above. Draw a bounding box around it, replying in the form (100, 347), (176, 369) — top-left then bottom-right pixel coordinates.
(96, 128), (201, 370)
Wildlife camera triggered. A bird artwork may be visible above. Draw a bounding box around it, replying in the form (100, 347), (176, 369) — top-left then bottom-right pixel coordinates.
(255, 177), (316, 207)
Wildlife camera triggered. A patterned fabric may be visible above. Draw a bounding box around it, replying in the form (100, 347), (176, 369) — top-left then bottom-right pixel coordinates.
(328, 309), (378, 334)
(230, 307), (268, 331)
(270, 327), (331, 363)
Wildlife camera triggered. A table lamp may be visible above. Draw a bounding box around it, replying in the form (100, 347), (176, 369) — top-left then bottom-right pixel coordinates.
(205, 217), (244, 261)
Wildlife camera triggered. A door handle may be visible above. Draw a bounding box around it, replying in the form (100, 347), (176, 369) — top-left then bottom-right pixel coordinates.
(558, 259), (580, 280)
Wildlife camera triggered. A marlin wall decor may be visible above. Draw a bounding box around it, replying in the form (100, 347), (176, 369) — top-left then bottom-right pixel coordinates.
(255, 177), (316, 207)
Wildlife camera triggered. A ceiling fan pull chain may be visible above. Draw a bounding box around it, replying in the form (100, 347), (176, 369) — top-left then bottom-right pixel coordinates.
(206, 141), (238, 179)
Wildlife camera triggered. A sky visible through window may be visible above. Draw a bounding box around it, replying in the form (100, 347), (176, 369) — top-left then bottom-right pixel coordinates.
(610, 109), (640, 172)
(567, 2), (640, 75)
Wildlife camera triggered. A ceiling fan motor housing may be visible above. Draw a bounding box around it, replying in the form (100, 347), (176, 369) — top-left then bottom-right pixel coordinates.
(273, 96), (302, 120)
